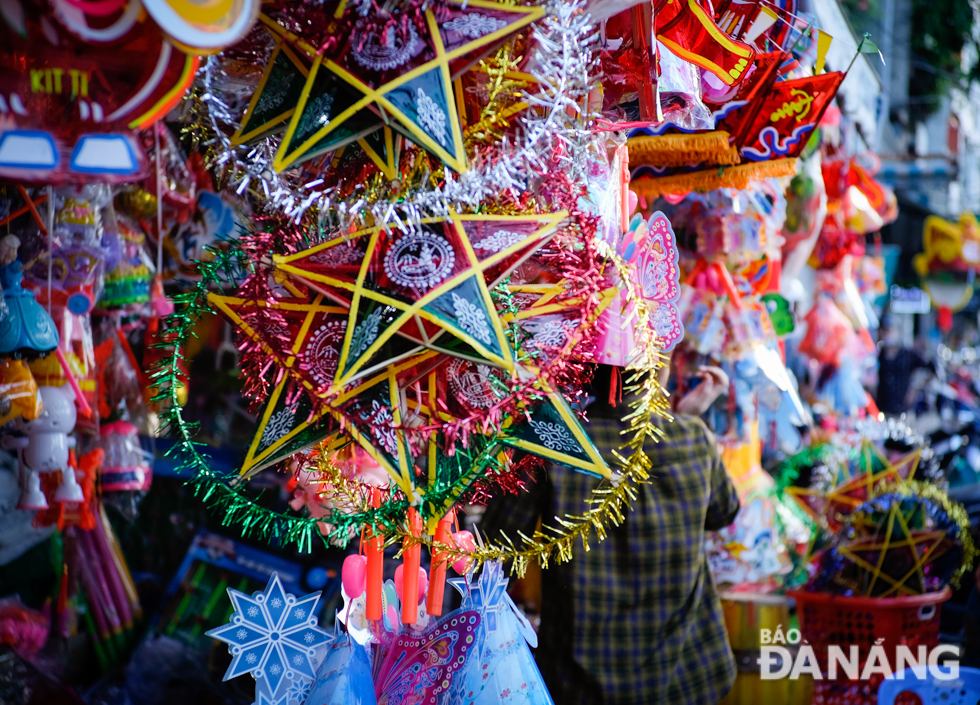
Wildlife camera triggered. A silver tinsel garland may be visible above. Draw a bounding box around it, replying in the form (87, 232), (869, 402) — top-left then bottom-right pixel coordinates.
(198, 0), (601, 227)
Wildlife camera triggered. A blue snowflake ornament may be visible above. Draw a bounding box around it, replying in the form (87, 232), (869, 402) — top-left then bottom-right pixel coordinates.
(206, 573), (333, 700)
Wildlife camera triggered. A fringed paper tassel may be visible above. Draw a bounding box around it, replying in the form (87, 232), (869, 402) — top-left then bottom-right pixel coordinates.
(426, 512), (454, 617)
(627, 131), (740, 168)
(631, 158), (798, 199)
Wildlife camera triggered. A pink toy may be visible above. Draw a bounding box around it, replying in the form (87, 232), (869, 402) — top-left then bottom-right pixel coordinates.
(393, 564), (428, 605)
(450, 530), (476, 574)
(342, 554), (368, 597)
(3, 384), (82, 508)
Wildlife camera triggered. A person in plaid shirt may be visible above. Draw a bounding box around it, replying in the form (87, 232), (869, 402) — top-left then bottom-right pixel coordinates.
(481, 364), (740, 705)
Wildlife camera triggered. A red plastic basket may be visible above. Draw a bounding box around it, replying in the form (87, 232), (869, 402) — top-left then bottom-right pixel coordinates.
(787, 589), (951, 705)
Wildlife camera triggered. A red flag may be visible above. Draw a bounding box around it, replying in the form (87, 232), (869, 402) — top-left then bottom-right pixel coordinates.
(737, 71), (844, 161)
(711, 51), (786, 143)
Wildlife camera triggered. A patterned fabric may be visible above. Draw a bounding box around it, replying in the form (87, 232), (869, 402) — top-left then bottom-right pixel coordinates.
(481, 408), (740, 705)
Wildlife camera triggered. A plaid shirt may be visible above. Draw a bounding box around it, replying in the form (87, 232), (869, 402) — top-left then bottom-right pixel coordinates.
(481, 410), (740, 705)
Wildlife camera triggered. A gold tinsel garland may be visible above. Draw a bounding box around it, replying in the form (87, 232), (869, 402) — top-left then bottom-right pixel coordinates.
(383, 246), (673, 577)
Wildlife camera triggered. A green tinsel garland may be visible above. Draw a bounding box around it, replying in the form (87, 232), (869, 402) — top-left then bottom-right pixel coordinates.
(146, 245), (330, 550)
(148, 242), (523, 552)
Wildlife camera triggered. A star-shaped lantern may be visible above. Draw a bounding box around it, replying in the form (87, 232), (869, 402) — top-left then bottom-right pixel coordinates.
(786, 443), (921, 528)
(256, 0), (544, 173)
(272, 210), (567, 391)
(234, 26), (401, 178)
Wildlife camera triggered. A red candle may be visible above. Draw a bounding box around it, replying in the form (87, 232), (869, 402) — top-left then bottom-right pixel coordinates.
(401, 508), (422, 624)
(365, 488), (383, 621)
(426, 512), (454, 617)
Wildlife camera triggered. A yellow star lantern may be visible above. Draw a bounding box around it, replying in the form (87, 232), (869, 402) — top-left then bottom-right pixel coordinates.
(258, 0), (544, 173)
(836, 497), (951, 597)
(231, 27), (402, 178)
(273, 210), (567, 391)
(786, 442), (920, 527)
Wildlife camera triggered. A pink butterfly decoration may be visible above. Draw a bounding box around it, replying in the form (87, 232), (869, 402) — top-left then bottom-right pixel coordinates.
(595, 212), (684, 366)
(374, 611), (481, 705)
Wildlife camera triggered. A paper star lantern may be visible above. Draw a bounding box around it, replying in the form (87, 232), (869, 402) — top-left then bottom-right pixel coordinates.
(822, 486), (972, 598)
(239, 372), (344, 479)
(232, 33), (313, 145)
(503, 384), (612, 480)
(273, 210), (567, 391)
(786, 444), (920, 528)
(240, 351), (437, 481)
(259, 0), (544, 173)
(232, 27), (403, 178)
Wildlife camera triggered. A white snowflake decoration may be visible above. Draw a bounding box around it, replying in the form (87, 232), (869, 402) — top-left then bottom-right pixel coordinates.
(349, 309), (383, 362)
(473, 229), (527, 253)
(261, 405), (298, 448)
(415, 87), (448, 146)
(528, 419), (581, 454)
(286, 677), (313, 704)
(443, 13), (508, 38)
(451, 292), (492, 345)
(206, 573), (333, 700)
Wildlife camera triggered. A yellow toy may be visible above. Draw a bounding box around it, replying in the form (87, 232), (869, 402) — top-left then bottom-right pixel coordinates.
(913, 212), (980, 313)
(0, 359), (41, 426)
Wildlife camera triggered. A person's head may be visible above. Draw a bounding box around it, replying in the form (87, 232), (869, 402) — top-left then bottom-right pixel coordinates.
(880, 324), (900, 348)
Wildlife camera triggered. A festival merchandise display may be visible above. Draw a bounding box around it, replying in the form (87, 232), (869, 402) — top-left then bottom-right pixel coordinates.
(614, 3), (858, 201)
(0, 0), (968, 702)
(160, 0), (859, 701)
